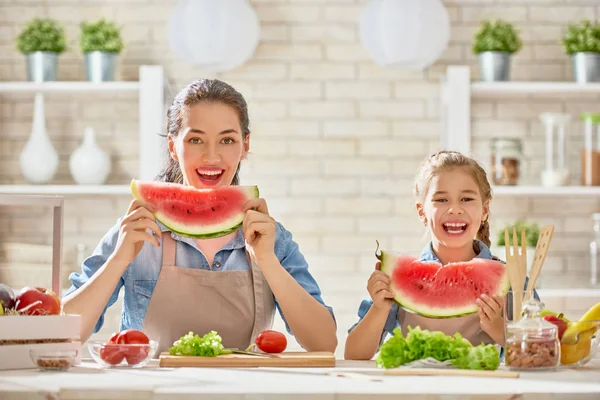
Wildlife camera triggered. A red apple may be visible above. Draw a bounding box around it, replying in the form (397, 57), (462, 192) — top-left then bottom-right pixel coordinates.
(16, 287), (60, 315)
(543, 315), (568, 340)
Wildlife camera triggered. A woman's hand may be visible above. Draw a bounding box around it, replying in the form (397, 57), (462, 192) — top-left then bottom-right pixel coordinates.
(242, 198), (277, 266)
(367, 262), (395, 311)
(477, 294), (505, 344)
(111, 200), (161, 266)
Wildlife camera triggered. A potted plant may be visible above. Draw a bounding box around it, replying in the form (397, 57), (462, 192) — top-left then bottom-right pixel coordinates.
(472, 19), (523, 82)
(79, 19), (124, 82)
(561, 20), (600, 83)
(493, 219), (540, 274)
(15, 18), (67, 82)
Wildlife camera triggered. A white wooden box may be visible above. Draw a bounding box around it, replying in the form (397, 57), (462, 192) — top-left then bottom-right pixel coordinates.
(0, 195), (83, 370)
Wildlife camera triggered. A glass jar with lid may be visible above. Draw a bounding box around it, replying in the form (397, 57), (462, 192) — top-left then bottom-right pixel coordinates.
(490, 138), (523, 186)
(505, 297), (560, 371)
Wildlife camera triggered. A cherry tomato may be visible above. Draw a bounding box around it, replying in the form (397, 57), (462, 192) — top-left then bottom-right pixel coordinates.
(99, 332), (125, 365)
(256, 330), (287, 353)
(116, 329), (150, 365)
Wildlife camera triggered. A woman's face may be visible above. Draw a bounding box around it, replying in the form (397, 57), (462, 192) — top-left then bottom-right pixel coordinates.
(168, 102), (249, 188)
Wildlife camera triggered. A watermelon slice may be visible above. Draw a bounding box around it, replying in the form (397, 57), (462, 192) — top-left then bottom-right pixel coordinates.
(130, 180), (259, 239)
(378, 250), (509, 318)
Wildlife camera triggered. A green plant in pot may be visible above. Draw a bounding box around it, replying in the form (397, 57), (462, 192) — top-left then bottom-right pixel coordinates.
(15, 18), (67, 82)
(494, 219), (540, 275)
(80, 19), (124, 82)
(472, 19), (523, 82)
(561, 20), (600, 83)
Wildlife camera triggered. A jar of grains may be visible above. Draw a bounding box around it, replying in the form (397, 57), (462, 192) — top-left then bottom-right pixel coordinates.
(490, 138), (523, 185)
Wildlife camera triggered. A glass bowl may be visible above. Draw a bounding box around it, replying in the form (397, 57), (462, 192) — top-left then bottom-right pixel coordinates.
(559, 320), (600, 369)
(30, 349), (78, 371)
(87, 340), (158, 368)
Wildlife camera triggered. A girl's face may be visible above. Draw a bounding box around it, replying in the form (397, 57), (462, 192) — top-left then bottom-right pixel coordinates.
(416, 168), (489, 249)
(168, 102), (249, 188)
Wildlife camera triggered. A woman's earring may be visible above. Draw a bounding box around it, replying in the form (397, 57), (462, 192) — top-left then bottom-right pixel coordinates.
(423, 219), (428, 226)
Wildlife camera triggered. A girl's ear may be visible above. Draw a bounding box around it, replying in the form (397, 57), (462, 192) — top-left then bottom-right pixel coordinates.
(415, 202), (427, 225)
(482, 199), (490, 222)
(168, 135), (179, 161)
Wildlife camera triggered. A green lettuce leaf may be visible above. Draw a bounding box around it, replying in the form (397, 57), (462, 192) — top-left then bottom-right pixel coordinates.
(376, 326), (500, 371)
(168, 330), (232, 357)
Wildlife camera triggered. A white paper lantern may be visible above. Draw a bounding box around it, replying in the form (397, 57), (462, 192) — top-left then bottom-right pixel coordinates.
(359, 0), (450, 70)
(168, 0), (260, 71)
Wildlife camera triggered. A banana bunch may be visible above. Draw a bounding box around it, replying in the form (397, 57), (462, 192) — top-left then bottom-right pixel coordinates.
(561, 302), (600, 345)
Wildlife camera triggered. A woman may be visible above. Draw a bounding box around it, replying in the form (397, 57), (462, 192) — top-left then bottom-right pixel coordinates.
(63, 79), (337, 354)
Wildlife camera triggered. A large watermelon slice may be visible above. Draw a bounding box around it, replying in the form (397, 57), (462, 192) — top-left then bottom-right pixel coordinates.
(130, 180), (259, 239)
(378, 250), (509, 318)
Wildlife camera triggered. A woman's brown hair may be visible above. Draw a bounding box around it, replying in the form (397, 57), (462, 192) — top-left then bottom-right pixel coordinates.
(156, 79), (250, 185)
(413, 150), (493, 247)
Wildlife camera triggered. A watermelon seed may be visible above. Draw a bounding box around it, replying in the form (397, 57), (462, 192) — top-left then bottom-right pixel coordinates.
(211, 207), (215, 212)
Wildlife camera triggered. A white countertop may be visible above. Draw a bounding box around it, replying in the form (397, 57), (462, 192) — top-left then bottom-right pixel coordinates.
(1, 358), (600, 399)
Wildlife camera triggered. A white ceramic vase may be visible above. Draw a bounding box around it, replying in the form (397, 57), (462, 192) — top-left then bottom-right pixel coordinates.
(69, 127), (111, 185)
(19, 93), (59, 184)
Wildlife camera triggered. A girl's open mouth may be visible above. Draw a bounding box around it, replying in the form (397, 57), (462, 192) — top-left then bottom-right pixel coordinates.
(442, 222), (468, 235)
(196, 168), (224, 186)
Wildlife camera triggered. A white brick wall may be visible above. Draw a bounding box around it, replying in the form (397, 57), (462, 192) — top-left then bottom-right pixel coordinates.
(1, 0), (600, 358)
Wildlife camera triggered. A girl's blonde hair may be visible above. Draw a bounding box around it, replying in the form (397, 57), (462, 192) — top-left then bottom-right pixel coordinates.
(413, 150), (493, 247)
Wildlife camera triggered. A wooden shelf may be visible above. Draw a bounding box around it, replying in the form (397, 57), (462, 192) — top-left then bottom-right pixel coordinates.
(471, 81), (600, 96)
(0, 185), (131, 195)
(492, 185), (600, 196)
(0, 81), (140, 93)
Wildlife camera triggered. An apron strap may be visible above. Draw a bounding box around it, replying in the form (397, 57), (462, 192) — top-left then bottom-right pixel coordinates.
(246, 249), (270, 342)
(162, 233), (176, 267)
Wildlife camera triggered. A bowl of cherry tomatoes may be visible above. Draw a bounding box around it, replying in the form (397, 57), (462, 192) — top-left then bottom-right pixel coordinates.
(88, 329), (158, 368)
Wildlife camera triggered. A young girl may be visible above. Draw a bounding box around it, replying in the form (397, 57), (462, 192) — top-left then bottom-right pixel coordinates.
(345, 150), (536, 360)
(63, 79), (337, 354)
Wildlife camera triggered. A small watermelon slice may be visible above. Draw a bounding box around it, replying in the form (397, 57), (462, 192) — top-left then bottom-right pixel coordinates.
(130, 180), (259, 239)
(378, 250), (509, 318)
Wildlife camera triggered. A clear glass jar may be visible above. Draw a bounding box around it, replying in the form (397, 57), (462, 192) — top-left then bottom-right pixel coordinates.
(505, 298), (560, 371)
(590, 213), (600, 286)
(490, 138), (522, 186)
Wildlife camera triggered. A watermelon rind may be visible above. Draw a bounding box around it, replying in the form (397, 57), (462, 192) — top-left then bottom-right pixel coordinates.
(379, 251), (510, 319)
(130, 180), (260, 239)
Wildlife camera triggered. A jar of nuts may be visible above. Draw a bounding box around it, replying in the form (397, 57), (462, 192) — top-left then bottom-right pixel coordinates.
(505, 298), (560, 371)
(490, 138), (523, 186)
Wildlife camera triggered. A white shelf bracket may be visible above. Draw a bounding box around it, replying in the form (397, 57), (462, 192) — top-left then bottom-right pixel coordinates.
(441, 66), (471, 155)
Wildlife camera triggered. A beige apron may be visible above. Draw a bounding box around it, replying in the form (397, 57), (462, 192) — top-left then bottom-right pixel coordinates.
(398, 308), (493, 346)
(142, 233), (276, 354)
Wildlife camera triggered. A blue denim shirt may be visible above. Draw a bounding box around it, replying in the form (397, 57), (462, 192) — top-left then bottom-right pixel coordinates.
(348, 240), (539, 346)
(65, 219), (335, 335)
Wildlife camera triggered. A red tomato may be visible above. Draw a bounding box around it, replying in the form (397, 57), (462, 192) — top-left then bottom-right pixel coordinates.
(99, 332), (125, 365)
(256, 330), (287, 353)
(116, 329), (150, 365)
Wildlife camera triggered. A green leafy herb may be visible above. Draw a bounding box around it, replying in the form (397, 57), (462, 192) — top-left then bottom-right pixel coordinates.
(168, 331), (232, 357)
(16, 18), (67, 54)
(472, 19), (523, 54)
(80, 19), (124, 53)
(376, 327), (500, 371)
(561, 20), (600, 55)
(451, 345), (500, 370)
(496, 219), (540, 247)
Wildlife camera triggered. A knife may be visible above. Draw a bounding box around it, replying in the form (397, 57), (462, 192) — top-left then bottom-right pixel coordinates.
(226, 349), (280, 358)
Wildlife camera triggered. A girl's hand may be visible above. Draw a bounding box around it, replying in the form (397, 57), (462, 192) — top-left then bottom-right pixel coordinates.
(477, 294), (505, 341)
(112, 200), (161, 266)
(367, 262), (395, 311)
(242, 198), (277, 266)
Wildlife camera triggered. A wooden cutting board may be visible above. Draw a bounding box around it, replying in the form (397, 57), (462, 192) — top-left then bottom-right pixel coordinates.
(158, 351), (336, 368)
